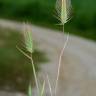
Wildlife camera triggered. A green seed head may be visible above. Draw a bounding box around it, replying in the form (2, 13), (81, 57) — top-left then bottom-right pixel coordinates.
(24, 24), (33, 53)
(56, 0), (72, 25)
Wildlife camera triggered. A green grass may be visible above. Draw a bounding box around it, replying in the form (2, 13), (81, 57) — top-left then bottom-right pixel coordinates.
(0, 27), (48, 93)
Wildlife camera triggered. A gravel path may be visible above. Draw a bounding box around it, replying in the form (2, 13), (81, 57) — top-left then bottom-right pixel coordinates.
(0, 19), (96, 96)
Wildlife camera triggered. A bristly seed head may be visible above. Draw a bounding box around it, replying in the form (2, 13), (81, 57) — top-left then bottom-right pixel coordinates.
(55, 0), (72, 25)
(23, 23), (33, 53)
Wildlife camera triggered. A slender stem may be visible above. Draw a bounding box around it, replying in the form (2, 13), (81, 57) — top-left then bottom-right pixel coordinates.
(47, 75), (53, 96)
(63, 24), (64, 34)
(16, 46), (31, 60)
(55, 24), (69, 95)
(30, 54), (39, 95)
(40, 80), (45, 96)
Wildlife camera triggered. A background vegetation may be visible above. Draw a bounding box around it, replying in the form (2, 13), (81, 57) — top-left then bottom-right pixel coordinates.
(0, 0), (96, 40)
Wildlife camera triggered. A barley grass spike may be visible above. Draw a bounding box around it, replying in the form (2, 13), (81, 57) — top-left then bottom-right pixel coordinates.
(55, 0), (72, 25)
(24, 26), (33, 53)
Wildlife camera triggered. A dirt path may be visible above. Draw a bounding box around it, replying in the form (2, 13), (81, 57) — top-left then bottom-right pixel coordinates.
(0, 19), (96, 96)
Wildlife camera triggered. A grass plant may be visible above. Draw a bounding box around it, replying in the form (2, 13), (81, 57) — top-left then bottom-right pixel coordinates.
(55, 0), (71, 95)
(18, 0), (72, 96)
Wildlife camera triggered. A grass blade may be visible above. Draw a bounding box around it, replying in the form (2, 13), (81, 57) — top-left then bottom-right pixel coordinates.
(40, 80), (45, 96)
(28, 83), (32, 96)
(16, 45), (31, 60)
